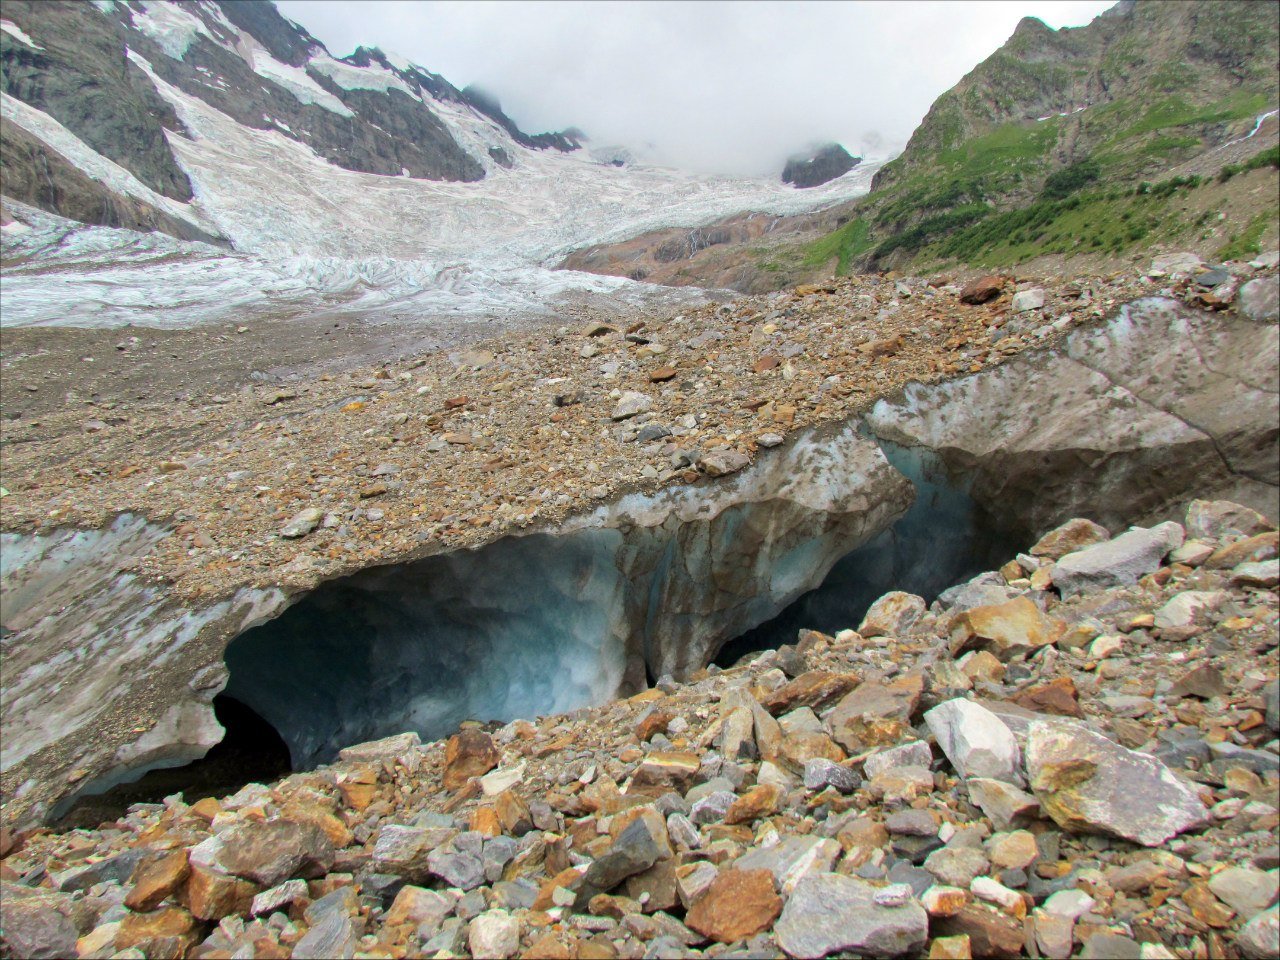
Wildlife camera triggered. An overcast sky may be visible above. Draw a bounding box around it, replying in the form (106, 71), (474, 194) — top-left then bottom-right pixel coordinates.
(275, 0), (1115, 177)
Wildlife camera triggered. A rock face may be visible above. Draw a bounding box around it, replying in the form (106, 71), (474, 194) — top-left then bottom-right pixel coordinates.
(781, 143), (860, 188)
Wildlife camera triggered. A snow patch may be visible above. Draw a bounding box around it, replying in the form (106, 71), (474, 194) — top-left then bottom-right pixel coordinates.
(308, 52), (420, 99)
(248, 47), (354, 118)
(129, 0), (212, 60)
(0, 19), (42, 49)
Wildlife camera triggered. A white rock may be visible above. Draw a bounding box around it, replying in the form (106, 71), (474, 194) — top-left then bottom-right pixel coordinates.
(1153, 590), (1226, 630)
(1012, 288), (1045, 312)
(1053, 522), (1184, 598)
(924, 699), (1022, 784)
(468, 910), (519, 960)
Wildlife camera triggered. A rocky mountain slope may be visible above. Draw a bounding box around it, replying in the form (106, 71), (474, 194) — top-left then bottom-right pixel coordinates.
(567, 0), (1279, 291)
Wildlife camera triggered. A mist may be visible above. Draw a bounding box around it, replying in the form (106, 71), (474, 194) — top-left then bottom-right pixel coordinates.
(275, 0), (1116, 178)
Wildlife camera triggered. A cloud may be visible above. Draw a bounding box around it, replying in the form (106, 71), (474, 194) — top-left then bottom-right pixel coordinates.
(275, 0), (1116, 177)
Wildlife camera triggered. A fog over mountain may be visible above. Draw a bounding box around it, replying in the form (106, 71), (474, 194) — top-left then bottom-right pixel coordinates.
(276, 0), (1115, 176)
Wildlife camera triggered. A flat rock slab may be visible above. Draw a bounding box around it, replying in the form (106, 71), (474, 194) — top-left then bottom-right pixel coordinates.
(775, 872), (927, 958)
(1053, 522), (1184, 597)
(1025, 721), (1208, 847)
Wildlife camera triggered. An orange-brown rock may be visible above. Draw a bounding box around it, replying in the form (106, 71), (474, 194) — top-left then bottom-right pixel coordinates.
(495, 789), (533, 835)
(760, 671), (859, 715)
(183, 866), (258, 921)
(635, 708), (673, 742)
(950, 596), (1060, 661)
(1012, 676), (1083, 718)
(628, 752), (701, 792)
(724, 784), (785, 825)
(960, 275), (1004, 304)
(932, 903), (1024, 959)
(470, 806), (503, 837)
(1205, 531), (1278, 569)
(443, 728), (501, 791)
(337, 780), (377, 811)
(685, 869), (782, 943)
(125, 850), (191, 912)
(115, 907), (199, 953)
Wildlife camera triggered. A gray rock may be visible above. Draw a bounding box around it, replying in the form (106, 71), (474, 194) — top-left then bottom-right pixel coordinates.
(936, 576), (1020, 613)
(1238, 906), (1280, 960)
(734, 835), (840, 888)
(584, 815), (665, 891)
(864, 740), (933, 780)
(1208, 867), (1279, 917)
(338, 731), (420, 763)
(611, 391), (653, 420)
(923, 846), (990, 887)
(280, 507), (323, 538)
(0, 883), (79, 960)
(1233, 560), (1280, 587)
(886, 861), (935, 897)
(1153, 590), (1226, 630)
(666, 812), (701, 850)
(885, 809), (938, 837)
(967, 777), (1041, 830)
(372, 825), (454, 882)
(1184, 499), (1274, 541)
(483, 836), (519, 883)
(803, 758), (858, 793)
(1053, 522), (1184, 597)
(251, 878), (309, 916)
(1264, 680), (1280, 734)
(53, 849), (145, 892)
(428, 846), (486, 891)
(294, 905), (357, 959)
(924, 698), (1022, 784)
(1080, 933), (1141, 959)
(1239, 276), (1279, 322)
(775, 873), (927, 959)
(701, 450), (751, 477)
(1025, 721), (1208, 847)
(690, 790), (737, 825)
(1012, 288), (1045, 312)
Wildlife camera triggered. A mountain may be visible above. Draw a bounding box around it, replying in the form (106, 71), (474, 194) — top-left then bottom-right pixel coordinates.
(566, 0), (1279, 289)
(0, 0), (876, 327)
(781, 142), (859, 188)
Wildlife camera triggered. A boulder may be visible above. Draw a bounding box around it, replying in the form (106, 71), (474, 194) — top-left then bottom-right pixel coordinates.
(968, 777), (1041, 830)
(960, 275), (1004, 304)
(0, 883), (79, 960)
(775, 873), (928, 958)
(1030, 518), (1111, 559)
(1053, 522), (1184, 597)
(1184, 500), (1274, 541)
(685, 869), (781, 943)
(1011, 288), (1045, 312)
(189, 819), (335, 887)
(858, 591), (927, 638)
(468, 910), (520, 960)
(1238, 275), (1279, 323)
(1025, 722), (1208, 846)
(1238, 906), (1280, 960)
(924, 699), (1022, 784)
(949, 596), (1060, 661)
(443, 729), (501, 791)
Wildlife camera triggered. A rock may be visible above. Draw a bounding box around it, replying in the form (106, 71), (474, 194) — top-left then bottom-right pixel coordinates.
(761, 670), (859, 715)
(251, 879), (309, 917)
(931, 903), (1024, 959)
(885, 809), (938, 836)
(988, 830), (1038, 870)
(1149, 252), (1203, 277)
(734, 835), (840, 892)
(775, 873), (928, 959)
(280, 507), (323, 538)
(183, 866), (256, 920)
(799, 757), (856, 794)
(925, 847), (991, 888)
(631, 752), (701, 790)
(1030, 518), (1111, 559)
(1238, 906), (1280, 960)
(925, 699), (1021, 784)
(724, 783), (784, 824)
(949, 596), (1059, 661)
(124, 851), (190, 912)
(1234, 559), (1280, 587)
(480, 762), (526, 796)
(1238, 275), (1280, 322)
(428, 844), (486, 891)
(782, 143), (859, 189)
(612, 391), (653, 420)
(1207, 867), (1279, 917)
(690, 790), (736, 825)
(966, 778), (1041, 830)
(960, 276), (1004, 305)
(443, 728), (501, 791)
(469, 910), (520, 960)
(864, 740), (933, 779)
(54, 849), (146, 892)
(1025, 721), (1208, 846)
(1205, 531), (1279, 569)
(827, 673), (923, 752)
(1052, 522), (1184, 597)
(720, 705), (755, 760)
(1079, 933), (1142, 959)
(1185, 499), (1274, 541)
(921, 885), (970, 918)
(0, 883), (79, 960)
(1011, 677), (1083, 718)
(372, 825), (454, 882)
(685, 869), (782, 944)
(971, 875), (1025, 916)
(338, 731), (420, 763)
(191, 818), (334, 887)
(295, 905), (357, 959)
(1011, 289), (1045, 312)
(1153, 590), (1226, 630)
(701, 450), (750, 477)
(584, 814), (667, 891)
(858, 591), (927, 638)
(929, 934), (974, 959)
(1168, 663), (1227, 699)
